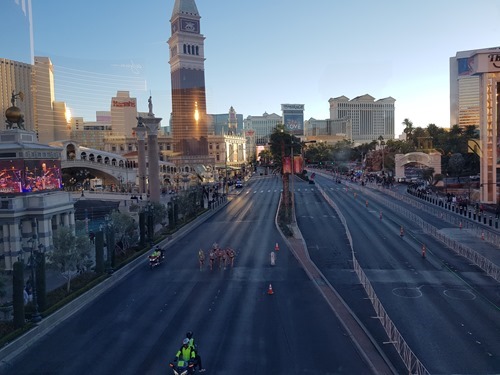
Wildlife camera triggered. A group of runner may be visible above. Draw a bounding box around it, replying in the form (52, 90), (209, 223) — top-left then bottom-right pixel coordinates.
(198, 243), (235, 271)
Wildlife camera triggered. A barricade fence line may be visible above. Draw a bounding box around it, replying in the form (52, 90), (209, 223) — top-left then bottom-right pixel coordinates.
(318, 184), (430, 375)
(391, 188), (500, 248)
(349, 183), (500, 282)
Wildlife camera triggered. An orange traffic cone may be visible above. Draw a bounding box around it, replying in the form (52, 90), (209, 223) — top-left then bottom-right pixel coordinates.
(275, 242), (279, 251)
(267, 284), (274, 295)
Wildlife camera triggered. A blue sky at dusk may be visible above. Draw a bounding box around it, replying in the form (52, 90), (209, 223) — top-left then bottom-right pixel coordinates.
(2, 0), (500, 136)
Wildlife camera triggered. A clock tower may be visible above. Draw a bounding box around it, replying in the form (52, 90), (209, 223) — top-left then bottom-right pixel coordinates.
(168, 0), (209, 160)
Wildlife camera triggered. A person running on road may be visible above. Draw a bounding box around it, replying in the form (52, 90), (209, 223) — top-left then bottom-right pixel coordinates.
(226, 247), (235, 268)
(209, 249), (216, 271)
(198, 249), (205, 270)
(217, 247), (225, 269)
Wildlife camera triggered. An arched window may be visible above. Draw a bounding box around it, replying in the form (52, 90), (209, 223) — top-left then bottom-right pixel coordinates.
(66, 144), (76, 160)
(89, 153), (95, 162)
(119, 160), (125, 167)
(104, 157), (110, 165)
(96, 155), (103, 163)
(80, 152), (87, 161)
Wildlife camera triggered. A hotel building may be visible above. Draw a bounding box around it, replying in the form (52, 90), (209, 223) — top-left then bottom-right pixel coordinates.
(328, 94), (395, 144)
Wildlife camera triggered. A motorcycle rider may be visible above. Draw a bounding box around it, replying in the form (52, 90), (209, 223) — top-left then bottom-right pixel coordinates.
(149, 247), (161, 266)
(186, 331), (205, 372)
(156, 245), (165, 260)
(151, 247), (161, 259)
(174, 338), (196, 372)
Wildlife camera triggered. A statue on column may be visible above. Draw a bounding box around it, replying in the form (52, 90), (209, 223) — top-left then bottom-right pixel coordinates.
(148, 96), (154, 116)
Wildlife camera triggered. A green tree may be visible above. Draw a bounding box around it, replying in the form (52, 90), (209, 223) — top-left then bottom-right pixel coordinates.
(304, 142), (333, 164)
(402, 118), (414, 142)
(109, 210), (138, 254)
(448, 153), (466, 179)
(75, 221), (93, 272)
(49, 226), (92, 292)
(0, 273), (6, 302)
(258, 149), (272, 165)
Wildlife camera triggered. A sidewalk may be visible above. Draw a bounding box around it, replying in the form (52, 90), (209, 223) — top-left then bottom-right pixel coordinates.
(1, 267), (67, 306)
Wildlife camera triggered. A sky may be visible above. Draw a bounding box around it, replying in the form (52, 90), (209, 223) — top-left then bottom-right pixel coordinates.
(2, 0), (500, 137)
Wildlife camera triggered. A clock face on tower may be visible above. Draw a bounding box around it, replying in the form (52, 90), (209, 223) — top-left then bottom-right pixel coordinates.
(180, 18), (199, 33)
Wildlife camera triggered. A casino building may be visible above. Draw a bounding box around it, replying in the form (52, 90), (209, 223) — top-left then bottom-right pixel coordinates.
(450, 48), (500, 203)
(0, 94), (74, 270)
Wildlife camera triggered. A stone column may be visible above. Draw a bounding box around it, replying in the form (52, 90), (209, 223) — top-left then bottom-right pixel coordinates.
(134, 121), (148, 195)
(37, 218), (52, 251)
(143, 116), (162, 203)
(8, 222), (21, 265)
(63, 212), (70, 227)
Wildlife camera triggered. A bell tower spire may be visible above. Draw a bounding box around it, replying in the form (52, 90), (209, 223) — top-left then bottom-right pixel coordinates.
(168, 0), (208, 158)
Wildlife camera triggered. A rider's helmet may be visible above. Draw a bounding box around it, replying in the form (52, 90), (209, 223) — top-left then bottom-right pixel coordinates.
(183, 338), (190, 345)
(186, 331), (193, 339)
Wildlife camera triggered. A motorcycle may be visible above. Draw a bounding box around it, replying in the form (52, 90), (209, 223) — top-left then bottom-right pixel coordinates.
(148, 250), (165, 269)
(169, 360), (195, 375)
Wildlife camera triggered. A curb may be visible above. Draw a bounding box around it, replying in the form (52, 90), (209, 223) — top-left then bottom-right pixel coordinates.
(0, 199), (229, 367)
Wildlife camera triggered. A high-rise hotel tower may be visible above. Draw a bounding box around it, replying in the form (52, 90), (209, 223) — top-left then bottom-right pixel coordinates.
(167, 0), (209, 161)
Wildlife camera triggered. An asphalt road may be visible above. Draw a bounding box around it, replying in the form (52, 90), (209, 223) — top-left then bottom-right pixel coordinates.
(2, 174), (374, 375)
(306, 173), (499, 374)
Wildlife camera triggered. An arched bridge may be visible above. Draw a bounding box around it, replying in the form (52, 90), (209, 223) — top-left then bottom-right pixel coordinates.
(62, 159), (136, 186)
(394, 152), (442, 180)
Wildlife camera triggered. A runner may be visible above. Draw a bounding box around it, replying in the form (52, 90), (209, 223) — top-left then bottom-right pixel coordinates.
(226, 247), (235, 268)
(217, 247), (225, 269)
(209, 248), (216, 271)
(198, 249), (205, 270)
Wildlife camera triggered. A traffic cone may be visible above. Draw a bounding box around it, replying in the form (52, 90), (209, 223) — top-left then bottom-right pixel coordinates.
(267, 284), (274, 295)
(275, 242), (279, 251)
(422, 244), (426, 259)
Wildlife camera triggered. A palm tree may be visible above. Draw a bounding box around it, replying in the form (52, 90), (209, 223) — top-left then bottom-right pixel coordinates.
(402, 118), (414, 142)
